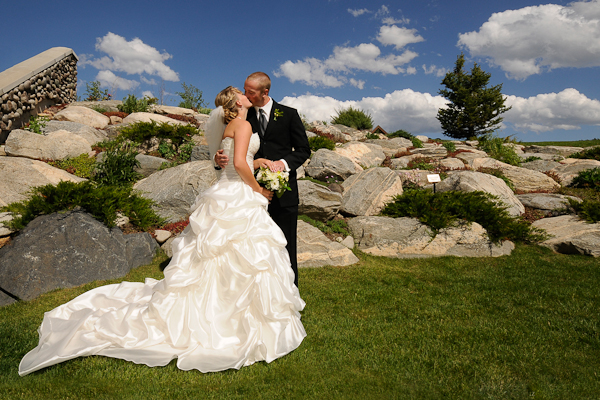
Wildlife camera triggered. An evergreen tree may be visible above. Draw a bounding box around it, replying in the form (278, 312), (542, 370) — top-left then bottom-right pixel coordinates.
(436, 53), (511, 140)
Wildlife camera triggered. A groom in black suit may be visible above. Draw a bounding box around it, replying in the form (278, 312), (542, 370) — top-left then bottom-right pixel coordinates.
(217, 72), (310, 287)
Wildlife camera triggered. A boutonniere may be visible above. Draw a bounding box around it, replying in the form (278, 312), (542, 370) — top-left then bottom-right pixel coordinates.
(273, 109), (283, 121)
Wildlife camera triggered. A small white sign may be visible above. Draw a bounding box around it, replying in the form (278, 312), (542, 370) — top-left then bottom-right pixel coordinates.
(427, 174), (441, 183)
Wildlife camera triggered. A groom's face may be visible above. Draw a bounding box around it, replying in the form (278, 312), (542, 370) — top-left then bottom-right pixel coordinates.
(244, 79), (269, 107)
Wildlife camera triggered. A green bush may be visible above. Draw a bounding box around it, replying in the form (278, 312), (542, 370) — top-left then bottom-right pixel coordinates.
(388, 129), (413, 140)
(119, 121), (198, 153)
(411, 137), (424, 148)
(1, 181), (163, 231)
(309, 136), (336, 152)
(569, 167), (600, 191)
(567, 198), (600, 223)
(298, 215), (350, 237)
(331, 106), (373, 130)
(117, 94), (154, 114)
(523, 156), (542, 163)
(94, 143), (142, 187)
(570, 146), (600, 161)
(24, 115), (49, 134)
(442, 141), (456, 153)
(49, 154), (97, 179)
(477, 135), (522, 166)
(380, 189), (548, 243)
(406, 157), (435, 171)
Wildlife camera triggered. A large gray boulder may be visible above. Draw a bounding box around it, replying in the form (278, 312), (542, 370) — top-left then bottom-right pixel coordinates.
(5, 129), (92, 160)
(335, 142), (386, 168)
(133, 160), (217, 222)
(436, 171), (525, 216)
(348, 216), (514, 258)
(0, 157), (86, 207)
(520, 159), (562, 172)
(365, 139), (408, 158)
(0, 211), (158, 306)
(453, 150), (489, 167)
(54, 105), (110, 129)
(471, 157), (560, 192)
(42, 120), (108, 146)
(516, 193), (580, 216)
(523, 145), (584, 158)
(122, 112), (188, 126)
(305, 148), (362, 181)
(298, 180), (342, 221)
(135, 154), (168, 177)
(341, 167), (403, 216)
(549, 159), (600, 186)
(410, 145), (448, 159)
(297, 220), (359, 268)
(532, 215), (600, 257)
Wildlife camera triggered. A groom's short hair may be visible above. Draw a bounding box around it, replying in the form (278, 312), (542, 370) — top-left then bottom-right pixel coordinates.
(247, 72), (271, 92)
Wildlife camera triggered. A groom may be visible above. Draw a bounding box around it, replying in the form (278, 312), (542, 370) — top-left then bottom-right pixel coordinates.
(216, 72), (310, 288)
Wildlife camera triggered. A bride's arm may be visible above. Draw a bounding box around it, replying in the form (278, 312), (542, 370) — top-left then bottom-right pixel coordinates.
(233, 123), (273, 200)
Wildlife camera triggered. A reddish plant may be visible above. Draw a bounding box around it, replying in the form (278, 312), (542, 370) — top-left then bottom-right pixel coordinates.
(161, 219), (190, 235)
(102, 111), (128, 119)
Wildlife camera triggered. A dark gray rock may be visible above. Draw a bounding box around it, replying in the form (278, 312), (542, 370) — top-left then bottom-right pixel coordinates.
(0, 211), (157, 304)
(190, 145), (210, 161)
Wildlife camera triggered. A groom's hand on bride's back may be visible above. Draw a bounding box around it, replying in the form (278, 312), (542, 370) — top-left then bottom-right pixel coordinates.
(215, 149), (229, 168)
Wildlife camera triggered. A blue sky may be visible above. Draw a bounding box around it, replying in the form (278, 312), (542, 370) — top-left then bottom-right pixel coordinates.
(3, 0), (600, 142)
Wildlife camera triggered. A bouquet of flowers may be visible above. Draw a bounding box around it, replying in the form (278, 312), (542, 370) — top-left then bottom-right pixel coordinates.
(256, 166), (291, 198)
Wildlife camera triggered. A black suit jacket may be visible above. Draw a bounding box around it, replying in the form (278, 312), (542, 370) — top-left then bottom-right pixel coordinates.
(248, 100), (310, 208)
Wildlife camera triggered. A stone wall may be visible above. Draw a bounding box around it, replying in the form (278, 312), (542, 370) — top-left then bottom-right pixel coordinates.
(0, 47), (78, 143)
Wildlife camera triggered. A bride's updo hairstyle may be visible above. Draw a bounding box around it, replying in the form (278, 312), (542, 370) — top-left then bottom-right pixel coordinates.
(215, 86), (242, 124)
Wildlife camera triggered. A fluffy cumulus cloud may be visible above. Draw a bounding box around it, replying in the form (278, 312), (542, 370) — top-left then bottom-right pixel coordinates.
(281, 89), (447, 134)
(96, 70), (139, 91)
(377, 25), (424, 50)
(458, 0), (600, 79)
(504, 88), (600, 132)
(81, 32), (179, 83)
(275, 32), (420, 88)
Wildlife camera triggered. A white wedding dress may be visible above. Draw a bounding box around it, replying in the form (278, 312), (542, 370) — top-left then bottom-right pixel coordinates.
(19, 133), (306, 376)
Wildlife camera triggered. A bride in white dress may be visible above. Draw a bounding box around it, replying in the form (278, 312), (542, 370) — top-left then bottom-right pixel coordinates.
(19, 86), (306, 376)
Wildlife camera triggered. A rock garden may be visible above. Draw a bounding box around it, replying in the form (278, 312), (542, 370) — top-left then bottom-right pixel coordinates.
(1, 95), (599, 307)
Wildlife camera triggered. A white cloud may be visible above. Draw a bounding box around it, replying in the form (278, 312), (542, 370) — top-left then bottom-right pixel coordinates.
(375, 5), (390, 19)
(348, 8), (370, 17)
(96, 70), (139, 91)
(281, 89), (447, 134)
(377, 25), (424, 49)
(276, 58), (344, 88)
(458, 0), (600, 79)
(349, 78), (365, 89)
(140, 76), (157, 85)
(504, 88), (600, 132)
(81, 32), (179, 82)
(275, 43), (419, 88)
(422, 64), (447, 77)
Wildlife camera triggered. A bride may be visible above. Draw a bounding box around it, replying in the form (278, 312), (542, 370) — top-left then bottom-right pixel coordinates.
(19, 86), (306, 376)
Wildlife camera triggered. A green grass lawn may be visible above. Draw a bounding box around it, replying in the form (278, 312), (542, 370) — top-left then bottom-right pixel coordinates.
(1, 245), (599, 399)
(519, 139), (600, 148)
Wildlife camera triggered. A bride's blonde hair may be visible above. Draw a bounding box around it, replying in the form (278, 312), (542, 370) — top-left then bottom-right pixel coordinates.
(215, 86), (242, 124)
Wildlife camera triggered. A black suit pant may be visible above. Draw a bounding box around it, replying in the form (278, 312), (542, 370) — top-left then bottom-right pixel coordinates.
(268, 202), (299, 288)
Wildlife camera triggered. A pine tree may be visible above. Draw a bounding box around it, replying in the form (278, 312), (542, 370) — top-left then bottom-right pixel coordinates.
(437, 53), (511, 140)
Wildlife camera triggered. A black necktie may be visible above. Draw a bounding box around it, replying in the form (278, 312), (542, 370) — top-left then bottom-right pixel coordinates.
(258, 109), (267, 138)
